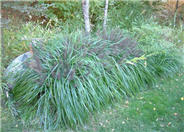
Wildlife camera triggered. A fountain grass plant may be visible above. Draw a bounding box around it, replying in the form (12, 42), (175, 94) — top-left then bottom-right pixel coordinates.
(3, 29), (182, 130)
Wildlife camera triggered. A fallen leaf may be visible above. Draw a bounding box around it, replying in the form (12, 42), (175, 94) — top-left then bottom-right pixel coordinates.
(174, 113), (178, 116)
(168, 122), (171, 126)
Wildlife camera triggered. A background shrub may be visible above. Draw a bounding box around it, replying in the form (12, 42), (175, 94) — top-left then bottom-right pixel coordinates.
(131, 22), (175, 53)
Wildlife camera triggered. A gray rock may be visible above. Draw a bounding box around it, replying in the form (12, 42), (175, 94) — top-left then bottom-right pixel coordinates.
(4, 39), (44, 89)
(4, 52), (33, 89)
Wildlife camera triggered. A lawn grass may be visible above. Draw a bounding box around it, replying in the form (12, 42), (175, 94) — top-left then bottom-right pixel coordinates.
(1, 71), (184, 132)
(82, 72), (184, 132)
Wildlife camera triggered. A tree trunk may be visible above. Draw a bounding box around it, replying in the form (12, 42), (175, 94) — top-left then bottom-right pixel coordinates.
(174, 0), (179, 27)
(82, 0), (90, 34)
(175, 0), (179, 13)
(103, 0), (109, 30)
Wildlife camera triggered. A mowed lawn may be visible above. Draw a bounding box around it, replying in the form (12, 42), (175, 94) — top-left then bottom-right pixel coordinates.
(1, 72), (184, 132)
(82, 72), (184, 132)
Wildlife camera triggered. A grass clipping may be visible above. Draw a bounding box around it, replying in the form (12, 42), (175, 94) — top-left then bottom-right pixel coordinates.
(3, 30), (181, 130)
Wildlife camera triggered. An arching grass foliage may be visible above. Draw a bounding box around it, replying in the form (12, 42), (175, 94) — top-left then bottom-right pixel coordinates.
(3, 30), (182, 130)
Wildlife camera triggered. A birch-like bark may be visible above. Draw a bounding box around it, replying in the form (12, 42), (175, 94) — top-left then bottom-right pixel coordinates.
(103, 0), (109, 30)
(82, 0), (90, 34)
(175, 0), (179, 13)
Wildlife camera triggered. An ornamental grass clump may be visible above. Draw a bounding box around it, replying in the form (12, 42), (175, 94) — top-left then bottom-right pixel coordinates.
(4, 30), (181, 130)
